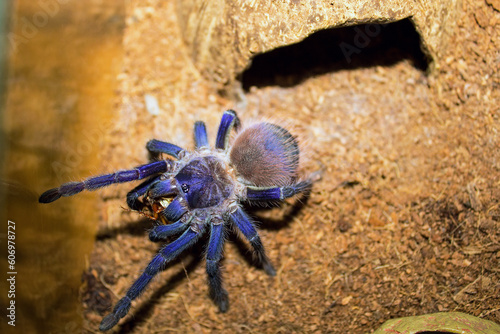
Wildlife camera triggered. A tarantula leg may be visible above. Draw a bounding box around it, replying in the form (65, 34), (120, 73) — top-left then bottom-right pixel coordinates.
(161, 196), (187, 222)
(146, 139), (184, 158)
(215, 110), (239, 150)
(194, 121), (209, 149)
(147, 179), (176, 199)
(126, 176), (161, 210)
(149, 221), (188, 242)
(206, 222), (229, 312)
(39, 161), (171, 204)
(230, 208), (276, 276)
(99, 226), (206, 332)
(246, 180), (312, 201)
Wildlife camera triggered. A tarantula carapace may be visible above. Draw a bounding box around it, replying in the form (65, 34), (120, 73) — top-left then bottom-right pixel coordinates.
(39, 110), (312, 331)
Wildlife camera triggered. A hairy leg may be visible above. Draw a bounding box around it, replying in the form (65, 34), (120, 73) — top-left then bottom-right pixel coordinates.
(146, 139), (184, 158)
(99, 226), (206, 331)
(126, 176), (161, 210)
(194, 121), (209, 149)
(39, 160), (172, 203)
(230, 208), (276, 276)
(147, 179), (176, 199)
(206, 222), (228, 312)
(245, 180), (311, 201)
(215, 110), (239, 150)
(149, 221), (188, 242)
(160, 196), (187, 222)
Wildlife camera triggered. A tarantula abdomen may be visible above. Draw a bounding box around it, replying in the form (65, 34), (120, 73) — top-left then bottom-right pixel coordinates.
(230, 122), (300, 187)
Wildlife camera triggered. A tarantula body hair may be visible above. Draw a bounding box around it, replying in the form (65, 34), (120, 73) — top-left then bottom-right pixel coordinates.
(38, 110), (313, 331)
(230, 122), (300, 187)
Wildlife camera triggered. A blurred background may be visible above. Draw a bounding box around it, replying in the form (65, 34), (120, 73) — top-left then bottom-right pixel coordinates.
(1, 1), (124, 332)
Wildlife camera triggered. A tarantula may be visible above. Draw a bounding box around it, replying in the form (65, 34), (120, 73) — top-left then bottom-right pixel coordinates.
(39, 110), (312, 331)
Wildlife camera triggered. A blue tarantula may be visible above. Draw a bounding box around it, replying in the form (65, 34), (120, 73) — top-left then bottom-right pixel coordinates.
(39, 110), (311, 331)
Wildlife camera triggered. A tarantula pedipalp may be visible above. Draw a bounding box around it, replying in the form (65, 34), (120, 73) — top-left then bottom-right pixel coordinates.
(39, 110), (312, 331)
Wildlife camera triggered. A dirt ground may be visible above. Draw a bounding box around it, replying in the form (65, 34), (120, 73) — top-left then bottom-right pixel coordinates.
(80, 0), (499, 333)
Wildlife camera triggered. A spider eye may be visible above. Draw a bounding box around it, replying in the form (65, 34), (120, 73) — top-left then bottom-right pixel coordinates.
(181, 184), (190, 193)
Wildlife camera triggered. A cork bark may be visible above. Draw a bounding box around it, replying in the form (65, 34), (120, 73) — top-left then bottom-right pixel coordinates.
(177, 0), (461, 86)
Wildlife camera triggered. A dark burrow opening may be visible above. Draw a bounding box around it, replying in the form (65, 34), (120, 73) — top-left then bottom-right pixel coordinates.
(240, 18), (429, 91)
